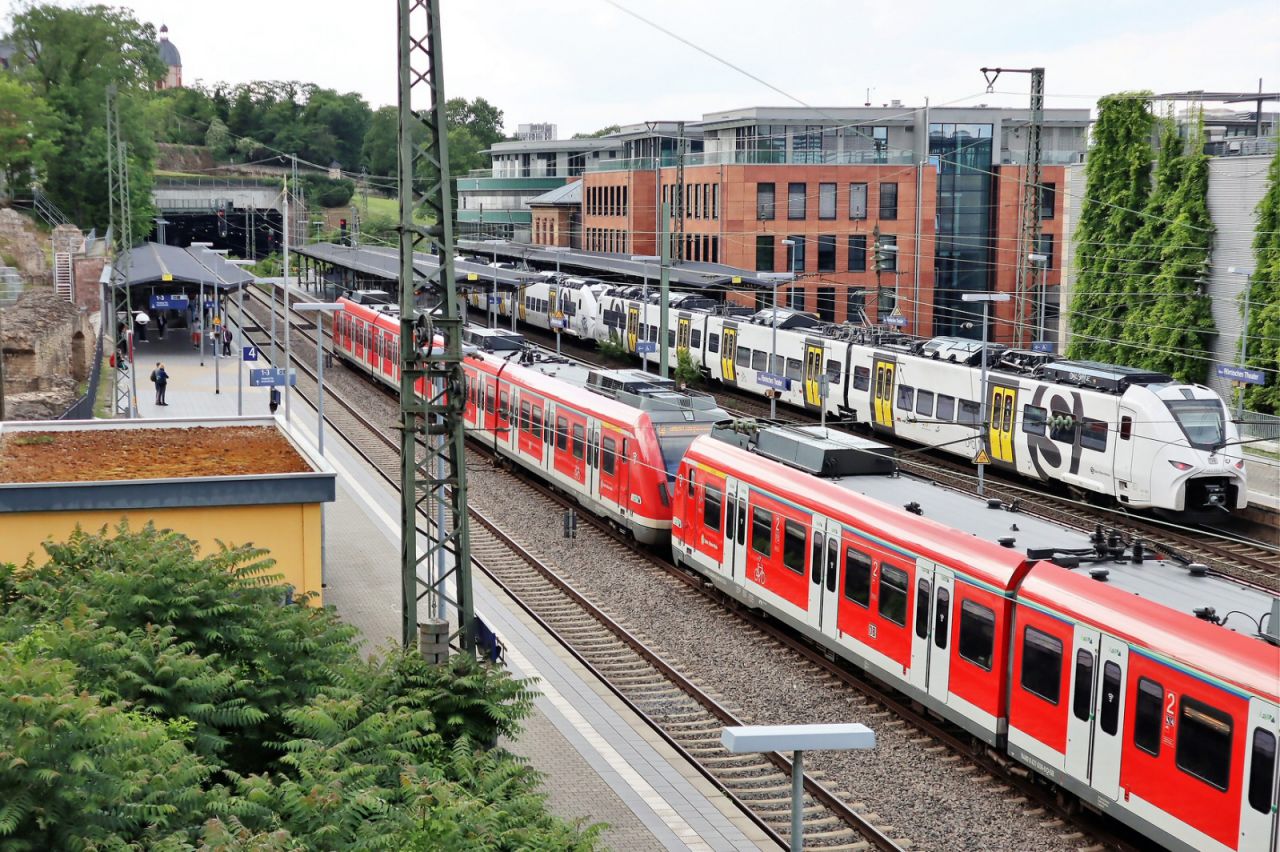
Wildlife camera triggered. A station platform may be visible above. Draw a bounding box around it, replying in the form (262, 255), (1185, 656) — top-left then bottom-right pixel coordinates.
(119, 335), (774, 851)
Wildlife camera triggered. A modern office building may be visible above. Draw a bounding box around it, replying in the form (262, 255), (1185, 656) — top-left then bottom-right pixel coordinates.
(572, 104), (1090, 340)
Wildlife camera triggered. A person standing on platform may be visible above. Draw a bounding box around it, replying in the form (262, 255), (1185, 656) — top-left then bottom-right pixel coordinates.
(135, 310), (150, 342)
(151, 362), (169, 406)
(157, 312), (166, 340)
(221, 325), (233, 356)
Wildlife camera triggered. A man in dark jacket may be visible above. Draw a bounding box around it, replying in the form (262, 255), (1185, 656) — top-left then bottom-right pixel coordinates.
(151, 362), (169, 406)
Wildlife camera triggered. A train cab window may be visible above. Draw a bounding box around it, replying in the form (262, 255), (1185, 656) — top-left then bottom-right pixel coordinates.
(704, 485), (722, 532)
(853, 366), (870, 392)
(1050, 410), (1077, 444)
(782, 520), (807, 574)
(1176, 697), (1233, 791)
(1072, 650), (1095, 722)
(915, 390), (934, 418)
(708, 333), (720, 354)
(687, 473), (695, 499)
(602, 437), (616, 475)
(915, 579), (931, 638)
(572, 425), (585, 460)
(531, 407), (543, 440)
(736, 346), (750, 367)
(934, 588), (950, 649)
(936, 395), (956, 421)
(958, 400), (980, 426)
(1133, 678), (1164, 756)
(691, 329), (702, 348)
(786, 358), (803, 382)
(811, 533), (825, 584)
(1081, 418), (1108, 452)
(896, 385), (915, 412)
(1120, 415), (1133, 440)
(1020, 626), (1063, 704)
(1248, 729), (1277, 814)
(826, 359), (842, 382)
(751, 350), (768, 372)
(1023, 405), (1047, 436)
(750, 507), (773, 557)
(843, 547), (872, 607)
(878, 563), (908, 626)
(958, 600), (995, 671)
(1099, 662), (1122, 735)
(555, 416), (568, 451)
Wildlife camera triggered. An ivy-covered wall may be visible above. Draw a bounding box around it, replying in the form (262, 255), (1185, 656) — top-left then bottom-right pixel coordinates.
(1244, 148), (1280, 414)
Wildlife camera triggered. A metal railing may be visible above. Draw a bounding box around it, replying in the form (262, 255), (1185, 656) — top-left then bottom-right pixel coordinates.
(585, 149), (916, 172)
(58, 331), (105, 421)
(1241, 409), (1280, 443)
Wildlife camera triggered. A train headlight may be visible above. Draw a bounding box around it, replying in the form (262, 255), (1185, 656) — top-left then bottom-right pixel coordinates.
(1168, 460), (1193, 471)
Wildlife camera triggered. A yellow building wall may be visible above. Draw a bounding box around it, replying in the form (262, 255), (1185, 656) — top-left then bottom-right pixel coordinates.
(0, 503), (323, 603)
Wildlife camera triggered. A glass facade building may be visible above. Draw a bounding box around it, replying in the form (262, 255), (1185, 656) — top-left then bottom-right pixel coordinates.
(930, 123), (994, 338)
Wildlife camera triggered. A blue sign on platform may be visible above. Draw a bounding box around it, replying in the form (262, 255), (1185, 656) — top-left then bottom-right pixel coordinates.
(150, 295), (189, 310)
(1032, 340), (1056, 353)
(488, 295), (502, 306)
(242, 346), (260, 362)
(637, 341), (657, 354)
(249, 368), (296, 387)
(883, 316), (907, 327)
(1216, 364), (1266, 385)
(550, 318), (566, 329)
(756, 372), (791, 392)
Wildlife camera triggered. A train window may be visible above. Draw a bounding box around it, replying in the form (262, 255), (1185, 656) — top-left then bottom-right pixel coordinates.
(555, 416), (568, 451)
(915, 579), (930, 638)
(1050, 410), (1077, 443)
(1248, 728), (1277, 814)
(937, 395), (956, 421)
(878, 563), (908, 626)
(709, 333), (720, 354)
(1133, 678), (1164, 756)
(704, 485), (722, 532)
(691, 329), (702, 348)
(915, 390), (934, 417)
(1100, 662), (1122, 735)
(725, 495), (737, 540)
(531, 406), (543, 440)
(485, 386), (496, 414)
(783, 520), (806, 574)
(1023, 405), (1047, 436)
(602, 437), (616, 475)
(934, 588), (950, 649)
(572, 425), (585, 460)
(737, 346), (750, 367)
(896, 384), (915, 412)
(499, 391), (510, 420)
(826, 359), (841, 381)
(853, 366), (870, 391)
(1072, 650), (1095, 722)
(751, 350), (768, 372)
(958, 600), (995, 671)
(1020, 626), (1063, 704)
(737, 500), (747, 546)
(811, 533), (824, 585)
(668, 330), (676, 347)
(1120, 415), (1133, 440)
(750, 507), (773, 557)
(1081, 418), (1108, 452)
(843, 547), (872, 607)
(783, 358), (801, 381)
(648, 325), (658, 342)
(1176, 697), (1233, 791)
(687, 473), (695, 499)
(958, 400), (980, 426)
(825, 539), (838, 593)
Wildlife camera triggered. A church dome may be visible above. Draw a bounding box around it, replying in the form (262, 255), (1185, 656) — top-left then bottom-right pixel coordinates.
(158, 24), (181, 67)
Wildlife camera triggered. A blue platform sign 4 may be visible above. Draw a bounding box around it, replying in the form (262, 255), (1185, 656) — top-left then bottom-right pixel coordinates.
(150, 295), (189, 310)
(249, 368), (296, 387)
(636, 341), (657, 354)
(756, 371), (790, 391)
(1032, 340), (1055, 353)
(242, 346), (260, 362)
(1216, 364), (1266, 385)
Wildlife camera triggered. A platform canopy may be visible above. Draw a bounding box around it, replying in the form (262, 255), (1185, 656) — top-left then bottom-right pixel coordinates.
(109, 242), (254, 293)
(294, 242), (536, 294)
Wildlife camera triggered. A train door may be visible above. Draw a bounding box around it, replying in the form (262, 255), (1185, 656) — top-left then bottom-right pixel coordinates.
(872, 357), (895, 431)
(626, 305), (640, 353)
(724, 479), (749, 582)
(1089, 635), (1130, 801)
(677, 315), (691, 352)
(805, 517), (838, 629)
(908, 559), (935, 693)
(1114, 404), (1137, 497)
(988, 385), (1017, 463)
(495, 385), (511, 442)
(1240, 699), (1279, 852)
(598, 431), (622, 508)
(803, 342), (825, 409)
(817, 527), (842, 636)
(927, 567), (954, 705)
(721, 325), (738, 384)
(585, 423), (600, 500)
(1065, 625), (1102, 782)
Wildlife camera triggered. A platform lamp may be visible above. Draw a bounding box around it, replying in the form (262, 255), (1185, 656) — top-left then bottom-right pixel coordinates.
(545, 247), (572, 355)
(761, 267), (797, 419)
(630, 254), (661, 372)
(961, 292), (1010, 497)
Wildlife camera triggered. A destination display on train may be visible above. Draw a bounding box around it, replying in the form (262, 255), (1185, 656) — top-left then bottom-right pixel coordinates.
(655, 422), (716, 437)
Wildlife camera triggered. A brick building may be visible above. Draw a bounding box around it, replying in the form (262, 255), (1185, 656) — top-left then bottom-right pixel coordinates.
(570, 105), (1089, 341)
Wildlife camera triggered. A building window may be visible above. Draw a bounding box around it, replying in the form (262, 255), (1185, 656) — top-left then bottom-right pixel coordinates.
(817, 235), (836, 272)
(787, 287), (804, 311)
(1036, 233), (1055, 270)
(1020, 626), (1063, 704)
(849, 183), (868, 219)
(756, 182), (775, 220)
(816, 287), (835, 322)
(788, 182), (806, 219)
(1040, 182), (1055, 219)
(755, 235), (775, 272)
(818, 183), (836, 219)
(848, 235), (867, 271)
(879, 182), (898, 220)
(787, 235), (806, 272)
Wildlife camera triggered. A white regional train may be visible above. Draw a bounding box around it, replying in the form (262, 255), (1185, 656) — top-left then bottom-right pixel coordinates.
(486, 275), (1248, 518)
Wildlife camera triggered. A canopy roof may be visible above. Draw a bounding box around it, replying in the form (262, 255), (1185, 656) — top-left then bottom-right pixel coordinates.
(110, 243), (253, 291)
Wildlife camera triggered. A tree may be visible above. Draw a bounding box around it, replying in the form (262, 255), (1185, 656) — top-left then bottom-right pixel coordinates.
(573, 124), (621, 139)
(0, 76), (58, 194)
(1244, 147), (1280, 413)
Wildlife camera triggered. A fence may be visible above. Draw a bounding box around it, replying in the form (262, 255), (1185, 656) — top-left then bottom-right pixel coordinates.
(57, 331), (104, 421)
(1241, 409), (1280, 444)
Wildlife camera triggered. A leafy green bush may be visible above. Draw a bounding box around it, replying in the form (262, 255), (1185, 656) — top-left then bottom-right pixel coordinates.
(675, 348), (701, 387)
(302, 175), (355, 208)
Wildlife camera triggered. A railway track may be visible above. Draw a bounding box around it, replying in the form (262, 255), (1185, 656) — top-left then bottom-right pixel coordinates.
(238, 285), (906, 850)
(237, 286), (1146, 850)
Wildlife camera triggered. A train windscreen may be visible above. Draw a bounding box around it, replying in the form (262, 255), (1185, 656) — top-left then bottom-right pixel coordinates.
(1165, 399), (1226, 448)
(655, 422), (715, 480)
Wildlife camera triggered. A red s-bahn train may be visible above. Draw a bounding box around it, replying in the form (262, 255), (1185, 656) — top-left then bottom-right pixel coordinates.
(333, 295), (1278, 852)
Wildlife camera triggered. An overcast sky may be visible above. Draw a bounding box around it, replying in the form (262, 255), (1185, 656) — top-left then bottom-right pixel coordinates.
(9, 0), (1277, 135)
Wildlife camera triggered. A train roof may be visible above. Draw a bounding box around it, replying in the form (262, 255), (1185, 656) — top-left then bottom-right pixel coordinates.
(1018, 564), (1280, 702)
(511, 355), (725, 425)
(471, 350), (651, 429)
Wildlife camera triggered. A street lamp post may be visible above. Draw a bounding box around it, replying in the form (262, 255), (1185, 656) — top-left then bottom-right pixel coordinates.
(545, 247), (572, 355)
(961, 292), (1010, 497)
(760, 270), (797, 419)
(483, 239), (505, 329)
(630, 255), (661, 372)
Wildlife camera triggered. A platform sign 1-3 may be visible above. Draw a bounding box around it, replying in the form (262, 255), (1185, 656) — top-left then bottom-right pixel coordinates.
(242, 346), (260, 362)
(1216, 364), (1266, 385)
(756, 372), (790, 392)
(249, 368), (296, 387)
(150, 295), (189, 310)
